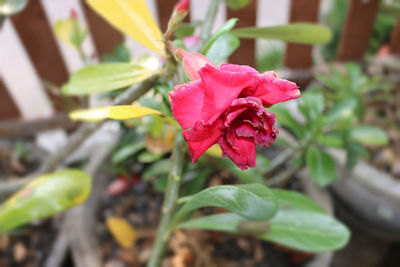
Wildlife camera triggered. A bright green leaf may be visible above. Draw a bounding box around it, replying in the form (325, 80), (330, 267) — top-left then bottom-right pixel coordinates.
(348, 125), (389, 146)
(175, 184), (278, 222)
(225, 0), (251, 10)
(0, 169), (92, 233)
(269, 105), (305, 139)
(62, 63), (158, 95)
(202, 18), (238, 55)
(69, 105), (161, 122)
(232, 23), (332, 44)
(306, 146), (338, 187)
(178, 189), (350, 252)
(205, 32), (240, 64)
(323, 98), (357, 125)
(86, 0), (165, 54)
(298, 91), (324, 123)
(112, 143), (145, 165)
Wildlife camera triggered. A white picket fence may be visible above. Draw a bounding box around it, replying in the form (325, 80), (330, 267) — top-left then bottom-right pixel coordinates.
(0, 0), (336, 121)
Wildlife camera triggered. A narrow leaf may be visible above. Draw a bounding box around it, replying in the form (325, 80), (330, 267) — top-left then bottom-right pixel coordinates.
(62, 63), (158, 95)
(86, 0), (165, 54)
(205, 32), (240, 64)
(202, 18), (238, 55)
(69, 105), (161, 122)
(232, 23), (332, 44)
(0, 169), (92, 233)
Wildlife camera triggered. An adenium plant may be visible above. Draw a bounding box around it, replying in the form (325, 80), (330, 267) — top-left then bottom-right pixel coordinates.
(0, 1), (350, 267)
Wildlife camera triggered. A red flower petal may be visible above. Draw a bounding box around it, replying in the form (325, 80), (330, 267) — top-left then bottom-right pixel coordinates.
(198, 64), (259, 124)
(220, 64), (259, 74)
(169, 80), (204, 129)
(219, 133), (256, 170)
(183, 119), (224, 163)
(244, 71), (300, 106)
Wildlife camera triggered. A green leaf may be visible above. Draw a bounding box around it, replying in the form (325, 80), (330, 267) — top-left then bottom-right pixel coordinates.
(317, 134), (344, 148)
(225, 0), (251, 10)
(112, 142), (145, 164)
(298, 91), (324, 123)
(306, 146), (337, 187)
(214, 156), (267, 184)
(62, 63), (158, 95)
(175, 184), (278, 222)
(202, 18), (238, 55)
(323, 98), (357, 125)
(345, 142), (369, 169)
(232, 23), (332, 44)
(175, 22), (197, 39)
(142, 159), (171, 181)
(205, 32), (240, 65)
(137, 151), (164, 163)
(348, 125), (389, 146)
(269, 105), (305, 139)
(102, 43), (131, 63)
(0, 169), (92, 233)
(178, 189), (349, 252)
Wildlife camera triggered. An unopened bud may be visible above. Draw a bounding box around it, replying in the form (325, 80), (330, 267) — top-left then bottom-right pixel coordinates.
(70, 8), (78, 19)
(180, 50), (217, 81)
(175, 0), (189, 13)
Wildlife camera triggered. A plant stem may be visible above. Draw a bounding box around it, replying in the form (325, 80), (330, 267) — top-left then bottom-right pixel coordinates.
(148, 134), (186, 267)
(200, 0), (220, 41)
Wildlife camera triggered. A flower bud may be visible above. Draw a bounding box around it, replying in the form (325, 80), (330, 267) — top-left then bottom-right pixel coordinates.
(175, 0), (189, 14)
(70, 8), (78, 19)
(180, 50), (217, 81)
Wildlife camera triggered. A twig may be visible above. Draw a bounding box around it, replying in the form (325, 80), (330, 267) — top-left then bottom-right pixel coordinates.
(147, 134), (186, 267)
(0, 113), (77, 138)
(44, 126), (120, 267)
(0, 74), (160, 197)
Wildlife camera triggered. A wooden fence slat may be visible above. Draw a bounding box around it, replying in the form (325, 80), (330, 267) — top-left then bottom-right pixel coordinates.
(227, 1), (257, 67)
(284, 0), (320, 69)
(0, 20), (53, 120)
(11, 0), (69, 86)
(390, 17), (400, 54)
(337, 0), (380, 61)
(81, 0), (124, 57)
(0, 79), (21, 120)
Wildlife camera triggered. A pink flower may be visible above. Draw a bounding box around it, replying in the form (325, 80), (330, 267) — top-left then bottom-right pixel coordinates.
(169, 52), (300, 170)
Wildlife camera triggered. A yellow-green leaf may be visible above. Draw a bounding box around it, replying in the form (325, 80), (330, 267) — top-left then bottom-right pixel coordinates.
(53, 19), (74, 47)
(70, 105), (162, 122)
(86, 0), (165, 55)
(62, 63), (159, 96)
(205, 144), (222, 157)
(106, 216), (137, 248)
(0, 169), (92, 233)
